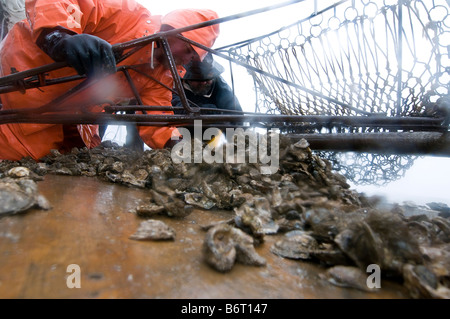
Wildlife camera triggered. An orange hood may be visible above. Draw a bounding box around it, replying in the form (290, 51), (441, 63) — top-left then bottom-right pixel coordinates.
(161, 9), (220, 60)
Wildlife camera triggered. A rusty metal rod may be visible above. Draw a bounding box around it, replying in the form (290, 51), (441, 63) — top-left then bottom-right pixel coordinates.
(160, 37), (199, 114)
(103, 105), (246, 114)
(121, 69), (144, 105)
(0, 112), (445, 128)
(285, 132), (450, 156)
(0, 74), (87, 94)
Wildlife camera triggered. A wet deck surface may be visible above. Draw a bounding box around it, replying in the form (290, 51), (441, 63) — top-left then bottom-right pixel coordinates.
(0, 174), (409, 299)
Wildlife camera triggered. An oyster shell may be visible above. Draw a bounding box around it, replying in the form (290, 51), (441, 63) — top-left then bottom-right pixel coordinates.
(271, 230), (319, 260)
(271, 230), (351, 266)
(431, 217), (450, 243)
(320, 265), (378, 293)
(234, 197), (279, 238)
(403, 264), (450, 299)
(335, 210), (423, 276)
(0, 177), (51, 215)
(129, 219), (176, 241)
(184, 193), (215, 210)
(135, 203), (166, 217)
(150, 189), (194, 218)
(203, 224), (266, 272)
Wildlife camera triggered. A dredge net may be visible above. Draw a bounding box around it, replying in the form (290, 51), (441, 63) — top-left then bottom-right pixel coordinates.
(317, 151), (419, 186)
(222, 0), (450, 121)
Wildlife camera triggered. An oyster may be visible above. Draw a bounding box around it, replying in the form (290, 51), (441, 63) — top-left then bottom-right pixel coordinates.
(426, 202), (450, 218)
(0, 177), (51, 215)
(420, 244), (450, 279)
(271, 230), (351, 266)
(184, 192), (215, 210)
(403, 264), (450, 299)
(203, 224), (266, 273)
(431, 217), (450, 243)
(150, 189), (194, 218)
(234, 197), (279, 238)
(335, 210), (423, 276)
(320, 265), (378, 293)
(271, 230), (319, 260)
(6, 166), (43, 181)
(129, 219), (176, 241)
(135, 203), (166, 217)
(309, 243), (353, 266)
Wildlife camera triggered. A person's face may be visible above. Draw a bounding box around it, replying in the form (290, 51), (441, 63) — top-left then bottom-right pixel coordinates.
(186, 79), (214, 96)
(167, 37), (199, 65)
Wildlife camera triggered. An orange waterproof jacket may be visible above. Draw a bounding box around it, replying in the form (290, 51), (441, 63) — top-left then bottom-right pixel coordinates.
(0, 0), (219, 160)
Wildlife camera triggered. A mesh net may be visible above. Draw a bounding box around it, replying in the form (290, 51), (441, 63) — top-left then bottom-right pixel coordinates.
(223, 0), (450, 121)
(316, 151), (418, 186)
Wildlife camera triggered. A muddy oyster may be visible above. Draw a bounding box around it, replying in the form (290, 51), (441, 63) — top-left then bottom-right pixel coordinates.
(271, 230), (351, 266)
(426, 202), (450, 218)
(403, 264), (450, 299)
(135, 203), (166, 217)
(303, 207), (365, 243)
(203, 224), (266, 273)
(320, 265), (378, 293)
(129, 219), (176, 241)
(184, 192), (215, 210)
(6, 166), (43, 181)
(271, 230), (319, 260)
(0, 177), (51, 215)
(150, 189), (194, 218)
(234, 197), (279, 239)
(431, 216), (450, 243)
(335, 210), (423, 276)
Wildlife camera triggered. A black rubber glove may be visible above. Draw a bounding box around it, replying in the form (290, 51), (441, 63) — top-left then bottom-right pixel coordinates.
(38, 28), (116, 77)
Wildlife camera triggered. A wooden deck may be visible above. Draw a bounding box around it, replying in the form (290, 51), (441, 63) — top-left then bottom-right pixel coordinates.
(0, 174), (409, 299)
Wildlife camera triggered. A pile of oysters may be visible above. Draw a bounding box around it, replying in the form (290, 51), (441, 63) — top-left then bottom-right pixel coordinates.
(0, 132), (449, 299)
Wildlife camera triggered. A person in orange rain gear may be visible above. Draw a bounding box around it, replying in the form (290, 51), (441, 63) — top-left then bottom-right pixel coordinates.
(0, 0), (220, 161)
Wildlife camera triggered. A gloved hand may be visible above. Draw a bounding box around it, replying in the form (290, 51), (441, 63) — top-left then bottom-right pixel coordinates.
(38, 28), (116, 77)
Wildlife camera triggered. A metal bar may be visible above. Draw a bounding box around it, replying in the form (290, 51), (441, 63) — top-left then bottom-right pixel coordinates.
(0, 77), (96, 115)
(122, 69), (144, 105)
(103, 105), (246, 114)
(397, 0), (404, 116)
(0, 61), (67, 87)
(0, 74), (87, 94)
(160, 36), (199, 114)
(285, 132), (450, 156)
(0, 112), (444, 127)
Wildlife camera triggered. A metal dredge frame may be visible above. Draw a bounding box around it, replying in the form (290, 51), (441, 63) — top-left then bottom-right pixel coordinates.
(0, 0), (449, 155)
